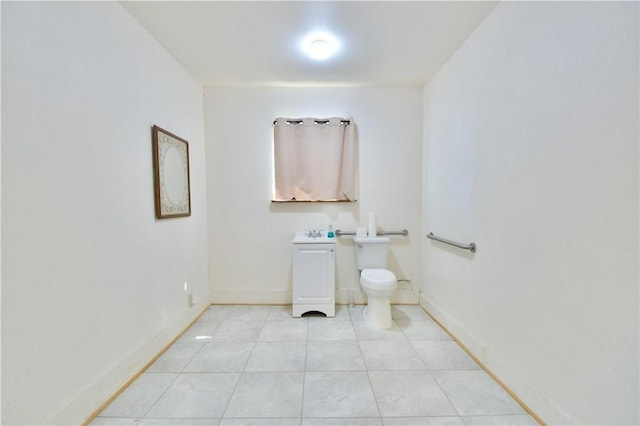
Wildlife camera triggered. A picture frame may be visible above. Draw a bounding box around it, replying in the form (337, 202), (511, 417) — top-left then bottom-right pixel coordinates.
(152, 125), (191, 219)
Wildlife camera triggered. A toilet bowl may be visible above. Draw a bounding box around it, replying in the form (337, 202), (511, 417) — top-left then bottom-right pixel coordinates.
(360, 268), (397, 329)
(354, 236), (398, 329)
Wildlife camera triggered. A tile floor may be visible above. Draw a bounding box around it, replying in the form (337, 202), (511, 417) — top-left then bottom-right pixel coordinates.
(90, 305), (539, 426)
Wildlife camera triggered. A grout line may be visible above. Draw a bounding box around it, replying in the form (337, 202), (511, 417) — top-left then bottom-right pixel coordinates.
(139, 371), (181, 420)
(430, 365), (464, 419)
(418, 305), (546, 426)
(301, 314), (310, 421)
(88, 304), (543, 425)
(140, 314), (224, 418)
(222, 307), (270, 419)
(218, 343), (255, 420)
(355, 314), (384, 419)
(82, 303), (212, 426)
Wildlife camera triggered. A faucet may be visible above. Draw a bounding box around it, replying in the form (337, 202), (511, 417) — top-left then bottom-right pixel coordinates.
(307, 229), (323, 238)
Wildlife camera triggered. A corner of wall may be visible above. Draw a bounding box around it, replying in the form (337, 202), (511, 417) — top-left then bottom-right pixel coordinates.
(48, 299), (211, 426)
(419, 295), (576, 425)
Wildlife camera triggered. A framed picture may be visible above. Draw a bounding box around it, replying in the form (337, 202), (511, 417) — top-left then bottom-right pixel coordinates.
(152, 125), (191, 219)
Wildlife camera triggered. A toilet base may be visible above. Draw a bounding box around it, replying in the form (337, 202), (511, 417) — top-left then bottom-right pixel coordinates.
(364, 296), (393, 329)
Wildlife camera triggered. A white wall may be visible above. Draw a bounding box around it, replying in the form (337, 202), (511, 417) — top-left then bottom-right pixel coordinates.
(2, 3), (209, 424)
(422, 2), (638, 425)
(204, 87), (423, 305)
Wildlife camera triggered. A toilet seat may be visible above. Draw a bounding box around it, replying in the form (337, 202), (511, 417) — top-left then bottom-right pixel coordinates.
(361, 268), (397, 291)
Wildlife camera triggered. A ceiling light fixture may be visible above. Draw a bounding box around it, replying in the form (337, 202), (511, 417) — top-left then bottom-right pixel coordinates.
(300, 31), (341, 61)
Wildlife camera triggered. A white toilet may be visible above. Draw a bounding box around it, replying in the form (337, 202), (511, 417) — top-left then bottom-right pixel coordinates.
(354, 236), (398, 329)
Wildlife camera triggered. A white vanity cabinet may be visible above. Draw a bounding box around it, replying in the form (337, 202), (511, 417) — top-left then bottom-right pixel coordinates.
(292, 233), (336, 317)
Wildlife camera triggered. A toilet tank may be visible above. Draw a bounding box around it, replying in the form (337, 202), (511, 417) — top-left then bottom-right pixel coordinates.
(354, 236), (390, 269)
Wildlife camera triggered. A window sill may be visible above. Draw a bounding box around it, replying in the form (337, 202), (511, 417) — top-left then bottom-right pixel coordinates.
(271, 199), (356, 203)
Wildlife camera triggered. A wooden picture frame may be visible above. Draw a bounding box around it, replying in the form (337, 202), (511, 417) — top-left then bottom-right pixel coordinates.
(152, 125), (191, 219)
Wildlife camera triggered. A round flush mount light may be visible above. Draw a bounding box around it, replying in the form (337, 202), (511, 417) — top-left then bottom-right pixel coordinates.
(300, 31), (341, 60)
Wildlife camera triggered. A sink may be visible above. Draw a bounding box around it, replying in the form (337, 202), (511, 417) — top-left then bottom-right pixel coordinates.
(292, 231), (336, 244)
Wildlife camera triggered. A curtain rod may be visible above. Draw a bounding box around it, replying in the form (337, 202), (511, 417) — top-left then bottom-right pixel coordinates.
(273, 119), (350, 125)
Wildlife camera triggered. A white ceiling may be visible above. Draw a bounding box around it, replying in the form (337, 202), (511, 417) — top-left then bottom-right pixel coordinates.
(122, 1), (497, 87)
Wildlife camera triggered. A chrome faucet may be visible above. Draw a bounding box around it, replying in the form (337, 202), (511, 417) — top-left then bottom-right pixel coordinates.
(307, 229), (323, 238)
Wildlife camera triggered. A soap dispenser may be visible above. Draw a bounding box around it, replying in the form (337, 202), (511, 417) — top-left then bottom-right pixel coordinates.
(327, 225), (335, 238)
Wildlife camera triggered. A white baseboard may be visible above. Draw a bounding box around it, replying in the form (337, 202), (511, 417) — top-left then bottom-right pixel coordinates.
(47, 298), (210, 426)
(210, 289), (292, 305)
(391, 286), (420, 304)
(419, 294), (574, 426)
(210, 289), (368, 305)
(210, 288), (419, 306)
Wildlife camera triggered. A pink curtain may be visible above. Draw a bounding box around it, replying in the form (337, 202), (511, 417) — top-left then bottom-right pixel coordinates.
(274, 117), (355, 201)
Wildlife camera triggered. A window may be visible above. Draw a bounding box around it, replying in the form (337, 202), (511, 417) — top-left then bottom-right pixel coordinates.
(273, 117), (356, 202)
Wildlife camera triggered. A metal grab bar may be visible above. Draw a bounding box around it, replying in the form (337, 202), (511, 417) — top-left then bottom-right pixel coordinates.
(335, 229), (408, 236)
(427, 232), (476, 253)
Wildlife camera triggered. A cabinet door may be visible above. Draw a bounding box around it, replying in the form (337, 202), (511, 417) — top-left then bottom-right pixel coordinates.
(293, 244), (335, 303)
